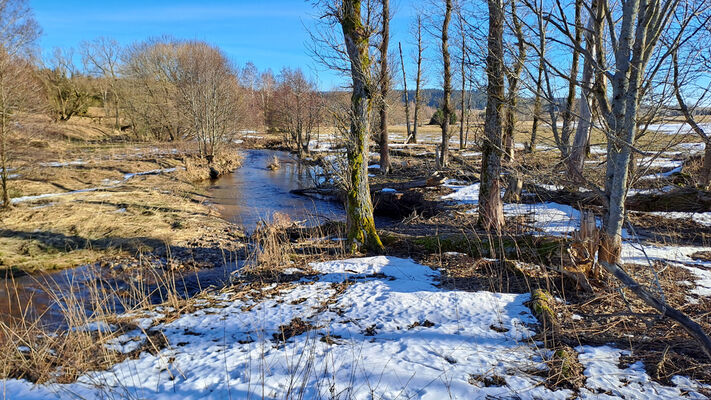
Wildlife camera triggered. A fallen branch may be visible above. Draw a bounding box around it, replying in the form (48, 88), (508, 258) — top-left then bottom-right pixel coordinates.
(600, 261), (711, 360)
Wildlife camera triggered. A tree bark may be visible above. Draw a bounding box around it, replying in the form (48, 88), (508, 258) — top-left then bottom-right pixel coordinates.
(479, 0), (505, 232)
(341, 0), (384, 253)
(439, 0), (453, 167)
(378, 0), (391, 175)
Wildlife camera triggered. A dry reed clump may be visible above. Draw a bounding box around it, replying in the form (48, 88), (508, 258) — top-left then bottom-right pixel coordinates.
(241, 213), (347, 279)
(0, 261), (198, 384)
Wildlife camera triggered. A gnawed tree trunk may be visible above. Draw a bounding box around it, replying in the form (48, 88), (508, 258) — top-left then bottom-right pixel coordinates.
(399, 42), (412, 143)
(341, 0), (384, 253)
(479, 0), (505, 232)
(439, 0), (453, 167)
(378, 0), (391, 175)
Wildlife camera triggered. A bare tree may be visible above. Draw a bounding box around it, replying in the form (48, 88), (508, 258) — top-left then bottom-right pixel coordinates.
(408, 14), (426, 144)
(439, 0), (453, 167)
(502, 0), (527, 161)
(0, 0), (40, 208)
(81, 37), (122, 130)
(457, 7), (467, 150)
(274, 67), (323, 158)
(259, 69), (277, 132)
(42, 48), (93, 122)
(567, 0), (601, 179)
(169, 42), (243, 162)
(312, 0), (383, 253)
(121, 38), (183, 141)
(527, 1), (546, 153)
(398, 42), (412, 142)
(378, 0), (391, 174)
(478, 0), (505, 231)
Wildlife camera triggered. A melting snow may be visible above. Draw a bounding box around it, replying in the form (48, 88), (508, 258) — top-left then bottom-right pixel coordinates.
(2, 256), (706, 399)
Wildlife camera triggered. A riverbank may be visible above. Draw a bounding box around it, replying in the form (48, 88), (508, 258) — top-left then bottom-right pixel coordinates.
(0, 116), (245, 275)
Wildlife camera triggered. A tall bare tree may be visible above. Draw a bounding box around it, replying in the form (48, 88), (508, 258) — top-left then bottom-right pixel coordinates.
(502, 0), (526, 162)
(457, 7), (467, 150)
(169, 42), (243, 162)
(408, 14), (426, 144)
(439, 0), (453, 167)
(274, 67), (323, 158)
(378, 0), (391, 174)
(567, 0), (601, 179)
(398, 42), (412, 142)
(313, 0), (383, 253)
(478, 0), (505, 231)
(81, 37), (122, 130)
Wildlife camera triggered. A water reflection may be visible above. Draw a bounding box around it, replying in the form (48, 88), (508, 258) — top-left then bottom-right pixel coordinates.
(207, 149), (344, 231)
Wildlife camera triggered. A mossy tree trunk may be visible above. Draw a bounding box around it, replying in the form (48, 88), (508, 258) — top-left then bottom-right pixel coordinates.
(341, 0), (384, 253)
(478, 0), (505, 231)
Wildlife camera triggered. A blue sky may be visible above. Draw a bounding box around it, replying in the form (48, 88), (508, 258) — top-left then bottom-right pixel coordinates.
(31, 0), (424, 90)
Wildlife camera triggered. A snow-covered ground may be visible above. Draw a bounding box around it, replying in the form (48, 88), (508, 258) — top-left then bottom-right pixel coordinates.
(4, 256), (707, 399)
(444, 183), (711, 300)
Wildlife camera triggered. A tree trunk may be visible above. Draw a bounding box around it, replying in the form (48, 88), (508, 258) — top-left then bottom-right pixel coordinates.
(558, 0), (582, 160)
(0, 113), (9, 208)
(341, 0), (384, 253)
(440, 0), (453, 167)
(378, 0), (391, 175)
(399, 42), (412, 143)
(529, 56), (544, 153)
(503, 0), (526, 162)
(479, 0), (505, 232)
(410, 15), (424, 145)
(459, 12), (466, 150)
(568, 1), (598, 181)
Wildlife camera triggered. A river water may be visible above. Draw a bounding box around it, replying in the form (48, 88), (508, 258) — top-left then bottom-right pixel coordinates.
(206, 149), (343, 231)
(0, 149), (344, 328)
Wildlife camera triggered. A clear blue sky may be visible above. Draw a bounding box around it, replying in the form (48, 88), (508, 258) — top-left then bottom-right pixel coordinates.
(30, 0), (423, 90)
